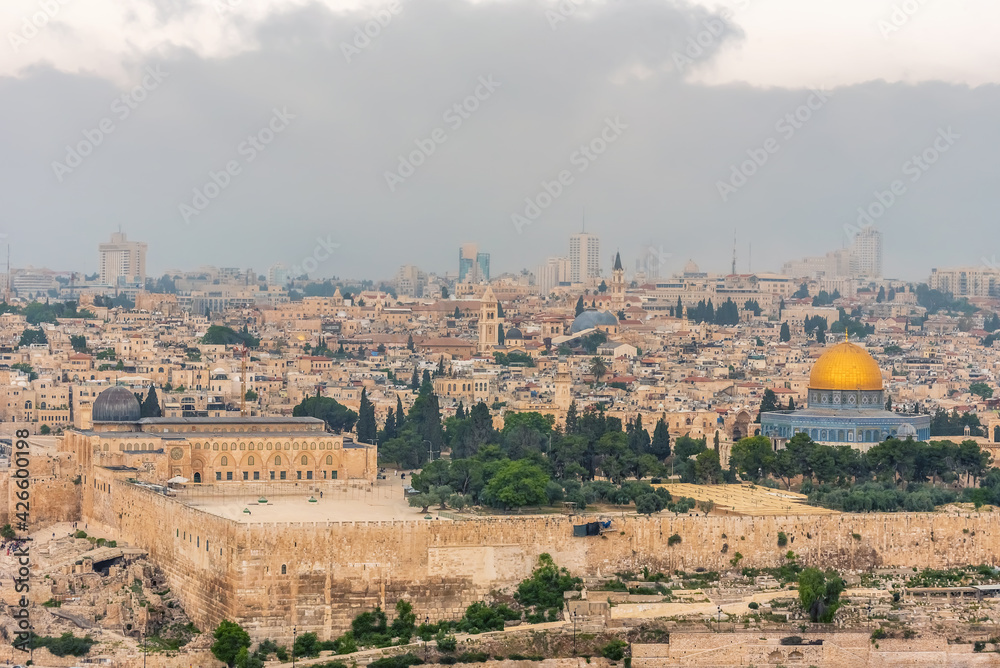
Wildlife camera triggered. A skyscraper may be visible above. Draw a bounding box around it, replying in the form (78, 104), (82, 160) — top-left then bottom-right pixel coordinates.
(851, 227), (883, 279)
(98, 232), (147, 287)
(459, 243), (490, 283)
(569, 232), (600, 283)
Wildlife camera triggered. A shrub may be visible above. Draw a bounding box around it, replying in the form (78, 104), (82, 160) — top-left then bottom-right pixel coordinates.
(779, 636), (803, 646)
(601, 639), (628, 661)
(369, 653), (424, 668)
(870, 628), (887, 641)
(748, 602), (759, 610)
(667, 534), (682, 546)
(777, 532), (788, 547)
(974, 641), (986, 652)
(30, 633), (96, 657)
(74, 530), (88, 539)
(457, 652), (489, 663)
(435, 629), (457, 653)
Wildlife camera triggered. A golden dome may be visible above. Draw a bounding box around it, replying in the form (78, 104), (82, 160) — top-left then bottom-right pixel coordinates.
(809, 341), (884, 391)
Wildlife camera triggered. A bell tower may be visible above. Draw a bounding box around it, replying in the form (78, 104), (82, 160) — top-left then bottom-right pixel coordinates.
(478, 286), (501, 352)
(611, 251), (625, 311)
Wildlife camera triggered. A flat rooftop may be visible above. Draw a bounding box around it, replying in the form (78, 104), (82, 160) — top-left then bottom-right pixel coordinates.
(173, 477), (436, 523)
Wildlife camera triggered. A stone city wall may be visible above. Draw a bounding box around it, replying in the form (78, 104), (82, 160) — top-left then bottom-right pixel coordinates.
(73, 481), (1000, 643)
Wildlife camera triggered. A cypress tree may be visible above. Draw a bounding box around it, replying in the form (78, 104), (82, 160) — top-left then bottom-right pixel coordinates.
(357, 388), (377, 444)
(396, 394), (406, 430)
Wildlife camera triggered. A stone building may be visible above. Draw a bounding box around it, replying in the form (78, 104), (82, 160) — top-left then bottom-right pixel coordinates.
(64, 386), (377, 485)
(762, 339), (931, 448)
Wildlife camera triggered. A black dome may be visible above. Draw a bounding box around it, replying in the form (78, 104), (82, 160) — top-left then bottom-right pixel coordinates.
(93, 386), (141, 422)
(570, 310), (619, 334)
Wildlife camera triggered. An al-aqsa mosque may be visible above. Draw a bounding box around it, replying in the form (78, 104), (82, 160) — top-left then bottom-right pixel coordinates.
(761, 339), (930, 449)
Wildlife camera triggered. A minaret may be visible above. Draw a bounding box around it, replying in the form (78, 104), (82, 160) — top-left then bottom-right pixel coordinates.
(478, 286), (501, 352)
(611, 251), (625, 312)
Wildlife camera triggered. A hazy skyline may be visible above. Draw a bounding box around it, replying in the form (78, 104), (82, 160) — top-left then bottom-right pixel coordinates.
(2, 0), (999, 281)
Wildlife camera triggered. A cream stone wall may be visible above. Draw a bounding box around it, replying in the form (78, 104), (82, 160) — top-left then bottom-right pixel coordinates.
(79, 478), (1000, 644)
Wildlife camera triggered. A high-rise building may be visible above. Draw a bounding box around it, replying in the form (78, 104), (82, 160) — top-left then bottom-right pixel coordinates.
(459, 243), (490, 283)
(851, 227), (883, 280)
(395, 264), (427, 297)
(268, 263), (292, 286)
(929, 266), (1000, 298)
(536, 257), (570, 294)
(99, 232), (147, 287)
(569, 232), (600, 283)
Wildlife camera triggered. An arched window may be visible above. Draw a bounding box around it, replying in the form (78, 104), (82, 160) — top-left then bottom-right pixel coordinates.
(248, 456), (254, 466)
(301, 455), (308, 465)
(221, 456), (228, 466)
(281, 564), (287, 575)
(326, 455), (333, 465)
(275, 455), (281, 465)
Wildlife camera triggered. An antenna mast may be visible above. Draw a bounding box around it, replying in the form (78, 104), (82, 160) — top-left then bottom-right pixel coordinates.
(731, 230), (737, 275)
(235, 344), (249, 417)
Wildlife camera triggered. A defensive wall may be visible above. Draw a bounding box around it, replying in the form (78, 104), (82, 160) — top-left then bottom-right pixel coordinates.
(77, 477), (1000, 643)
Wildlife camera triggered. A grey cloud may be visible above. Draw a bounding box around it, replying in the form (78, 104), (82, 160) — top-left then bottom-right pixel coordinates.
(0, 0), (997, 282)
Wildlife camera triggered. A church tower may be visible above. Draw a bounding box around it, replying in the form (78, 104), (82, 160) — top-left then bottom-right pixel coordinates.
(611, 251), (625, 312)
(554, 361), (572, 410)
(478, 286), (501, 352)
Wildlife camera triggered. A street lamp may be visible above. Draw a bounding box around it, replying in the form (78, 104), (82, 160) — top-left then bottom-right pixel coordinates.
(717, 606), (722, 633)
(572, 610), (578, 655)
(423, 440), (433, 463)
(141, 630), (147, 668)
(292, 626), (297, 668)
(424, 616), (430, 661)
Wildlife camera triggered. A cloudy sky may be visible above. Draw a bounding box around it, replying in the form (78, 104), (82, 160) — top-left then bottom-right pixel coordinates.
(1, 0), (999, 281)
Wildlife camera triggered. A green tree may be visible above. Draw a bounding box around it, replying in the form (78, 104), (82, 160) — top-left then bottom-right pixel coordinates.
(357, 388), (377, 443)
(293, 394), (358, 433)
(590, 356), (608, 384)
(201, 325), (259, 347)
(729, 436), (776, 482)
(211, 620), (251, 668)
(70, 334), (88, 352)
(650, 415), (671, 458)
(575, 296), (585, 316)
(756, 389), (780, 422)
(481, 459), (549, 509)
(694, 449), (722, 484)
(141, 386), (161, 418)
(780, 322), (791, 342)
(515, 553), (581, 610)
(18, 328), (48, 347)
(635, 493), (663, 515)
(798, 568), (845, 623)
(970, 382), (993, 399)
